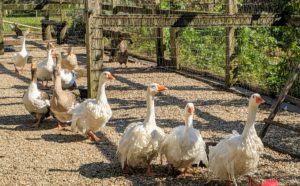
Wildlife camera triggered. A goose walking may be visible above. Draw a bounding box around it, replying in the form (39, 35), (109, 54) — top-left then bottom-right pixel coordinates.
(23, 61), (50, 127)
(160, 103), (208, 177)
(50, 53), (77, 130)
(36, 43), (56, 88)
(117, 83), (167, 176)
(208, 94), (265, 186)
(70, 71), (114, 142)
(13, 29), (30, 74)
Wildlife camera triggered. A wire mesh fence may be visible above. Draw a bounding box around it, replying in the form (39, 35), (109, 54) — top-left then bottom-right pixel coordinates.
(2, 0), (300, 101)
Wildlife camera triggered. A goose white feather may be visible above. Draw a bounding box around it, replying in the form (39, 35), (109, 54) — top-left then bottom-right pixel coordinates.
(23, 62), (50, 126)
(60, 69), (76, 89)
(160, 103), (208, 172)
(36, 46), (55, 83)
(208, 93), (264, 185)
(70, 71), (113, 138)
(13, 34), (29, 72)
(117, 83), (167, 172)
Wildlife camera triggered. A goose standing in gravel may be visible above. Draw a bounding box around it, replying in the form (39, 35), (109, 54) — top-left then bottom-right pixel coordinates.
(61, 46), (78, 71)
(55, 50), (77, 90)
(70, 71), (114, 142)
(50, 53), (77, 130)
(23, 61), (50, 127)
(117, 83), (167, 176)
(208, 94), (265, 186)
(36, 43), (56, 88)
(160, 103), (208, 177)
(12, 28), (30, 74)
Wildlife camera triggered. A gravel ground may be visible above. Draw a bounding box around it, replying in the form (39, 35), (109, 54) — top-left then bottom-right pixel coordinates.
(0, 40), (299, 185)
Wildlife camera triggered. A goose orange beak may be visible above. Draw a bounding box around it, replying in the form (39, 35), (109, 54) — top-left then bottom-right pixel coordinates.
(256, 96), (265, 104)
(157, 84), (168, 92)
(187, 106), (194, 113)
(31, 62), (37, 69)
(107, 73), (114, 80)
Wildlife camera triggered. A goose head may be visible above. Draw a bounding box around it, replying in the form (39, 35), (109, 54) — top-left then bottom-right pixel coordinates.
(99, 71), (114, 83)
(67, 46), (74, 55)
(249, 93), (265, 108)
(53, 66), (61, 79)
(31, 62), (37, 80)
(185, 103), (195, 116)
(147, 83), (168, 96)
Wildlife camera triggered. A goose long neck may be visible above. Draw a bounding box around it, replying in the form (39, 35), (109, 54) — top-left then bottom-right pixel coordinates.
(55, 53), (61, 67)
(54, 75), (63, 95)
(96, 80), (107, 104)
(29, 69), (38, 93)
(242, 105), (258, 138)
(184, 114), (193, 134)
(144, 91), (156, 126)
(21, 36), (26, 52)
(31, 69), (37, 83)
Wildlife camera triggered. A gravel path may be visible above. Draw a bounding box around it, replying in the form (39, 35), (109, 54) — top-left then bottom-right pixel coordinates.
(0, 40), (299, 185)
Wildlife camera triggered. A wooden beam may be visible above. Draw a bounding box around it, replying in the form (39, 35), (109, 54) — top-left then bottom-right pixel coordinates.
(92, 14), (284, 27)
(260, 61), (300, 138)
(225, 0), (237, 88)
(263, 119), (300, 133)
(0, 0), (3, 55)
(4, 3), (84, 10)
(86, 0), (103, 98)
(3, 20), (41, 30)
(168, 0), (178, 68)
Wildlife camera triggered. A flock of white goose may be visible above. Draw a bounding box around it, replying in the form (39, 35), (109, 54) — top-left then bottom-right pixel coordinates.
(10, 30), (278, 186)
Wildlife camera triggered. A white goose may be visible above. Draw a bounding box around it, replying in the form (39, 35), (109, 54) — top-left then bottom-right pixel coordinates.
(13, 29), (30, 74)
(160, 103), (208, 176)
(23, 62), (50, 127)
(70, 71), (114, 142)
(117, 83), (167, 176)
(36, 43), (56, 88)
(208, 94), (265, 186)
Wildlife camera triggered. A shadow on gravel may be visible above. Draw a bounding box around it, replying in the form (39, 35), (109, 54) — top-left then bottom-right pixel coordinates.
(0, 63), (31, 84)
(79, 161), (219, 185)
(41, 133), (86, 143)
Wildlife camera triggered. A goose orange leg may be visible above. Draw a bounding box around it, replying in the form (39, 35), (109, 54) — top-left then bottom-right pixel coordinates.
(180, 168), (193, 177)
(14, 64), (20, 75)
(146, 164), (153, 176)
(56, 122), (64, 131)
(88, 131), (101, 142)
(247, 176), (260, 186)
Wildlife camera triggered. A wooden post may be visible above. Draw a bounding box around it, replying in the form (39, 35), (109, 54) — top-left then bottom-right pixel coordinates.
(169, 0), (178, 69)
(156, 27), (164, 66)
(260, 61), (300, 138)
(225, 0), (237, 88)
(0, 0), (4, 55)
(170, 28), (178, 68)
(154, 1), (164, 67)
(86, 0), (103, 98)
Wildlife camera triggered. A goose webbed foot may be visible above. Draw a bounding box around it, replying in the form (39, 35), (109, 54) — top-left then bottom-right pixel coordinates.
(122, 162), (133, 174)
(31, 114), (41, 128)
(14, 65), (20, 75)
(88, 131), (101, 142)
(146, 164), (154, 177)
(56, 122), (64, 131)
(247, 176), (261, 186)
(178, 168), (193, 177)
(226, 181), (235, 186)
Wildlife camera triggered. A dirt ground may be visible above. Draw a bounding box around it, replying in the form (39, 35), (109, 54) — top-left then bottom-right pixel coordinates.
(0, 39), (299, 185)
